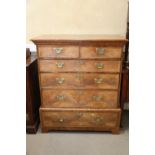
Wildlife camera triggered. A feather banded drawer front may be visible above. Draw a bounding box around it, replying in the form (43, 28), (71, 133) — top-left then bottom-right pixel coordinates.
(32, 35), (127, 134)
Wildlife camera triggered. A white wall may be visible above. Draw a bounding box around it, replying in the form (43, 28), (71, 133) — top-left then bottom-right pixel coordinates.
(27, 0), (128, 44)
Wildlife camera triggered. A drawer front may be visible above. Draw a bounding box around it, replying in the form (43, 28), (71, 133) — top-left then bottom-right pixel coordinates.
(39, 60), (79, 72)
(40, 73), (119, 89)
(39, 60), (121, 73)
(40, 108), (121, 129)
(77, 60), (121, 72)
(40, 73), (81, 89)
(38, 45), (79, 58)
(81, 73), (119, 89)
(80, 47), (122, 59)
(42, 90), (79, 108)
(42, 89), (118, 108)
(78, 90), (118, 108)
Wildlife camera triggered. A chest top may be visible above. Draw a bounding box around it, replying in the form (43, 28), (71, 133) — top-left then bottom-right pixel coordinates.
(32, 34), (127, 45)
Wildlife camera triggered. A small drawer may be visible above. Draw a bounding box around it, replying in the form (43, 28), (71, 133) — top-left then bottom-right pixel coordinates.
(40, 108), (121, 130)
(41, 89), (118, 108)
(39, 60), (121, 73)
(40, 73), (119, 89)
(38, 45), (79, 58)
(39, 60), (79, 72)
(80, 47), (122, 59)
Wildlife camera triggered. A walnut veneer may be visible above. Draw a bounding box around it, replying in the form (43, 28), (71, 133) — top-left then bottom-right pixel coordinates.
(32, 35), (127, 134)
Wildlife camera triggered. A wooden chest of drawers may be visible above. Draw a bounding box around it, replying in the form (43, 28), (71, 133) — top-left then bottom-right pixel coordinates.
(32, 35), (126, 134)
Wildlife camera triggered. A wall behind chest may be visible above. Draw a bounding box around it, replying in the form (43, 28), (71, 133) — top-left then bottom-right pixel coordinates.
(27, 0), (128, 43)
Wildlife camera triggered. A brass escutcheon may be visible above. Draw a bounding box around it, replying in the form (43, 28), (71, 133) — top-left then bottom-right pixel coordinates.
(76, 112), (83, 117)
(59, 118), (64, 123)
(94, 117), (104, 124)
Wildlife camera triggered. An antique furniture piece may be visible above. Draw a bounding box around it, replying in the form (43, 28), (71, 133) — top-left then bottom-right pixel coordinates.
(121, 64), (129, 106)
(120, 12), (129, 123)
(26, 49), (41, 133)
(32, 35), (127, 134)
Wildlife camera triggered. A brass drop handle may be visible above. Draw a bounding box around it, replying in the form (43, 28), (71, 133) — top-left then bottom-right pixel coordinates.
(56, 62), (64, 68)
(94, 78), (103, 84)
(56, 95), (65, 101)
(59, 118), (64, 123)
(96, 63), (104, 69)
(56, 77), (65, 84)
(92, 95), (102, 101)
(96, 48), (105, 55)
(53, 48), (64, 54)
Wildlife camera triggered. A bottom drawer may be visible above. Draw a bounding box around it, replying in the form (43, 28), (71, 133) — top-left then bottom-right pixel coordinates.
(40, 108), (121, 134)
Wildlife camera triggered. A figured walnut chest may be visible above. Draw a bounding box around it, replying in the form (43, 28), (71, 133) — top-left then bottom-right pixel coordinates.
(32, 35), (127, 134)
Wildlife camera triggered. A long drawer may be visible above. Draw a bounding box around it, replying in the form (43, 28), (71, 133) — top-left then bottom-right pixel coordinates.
(38, 45), (79, 58)
(40, 73), (120, 89)
(40, 108), (121, 130)
(39, 60), (121, 73)
(41, 89), (118, 108)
